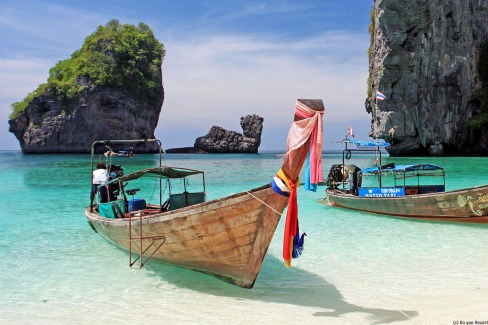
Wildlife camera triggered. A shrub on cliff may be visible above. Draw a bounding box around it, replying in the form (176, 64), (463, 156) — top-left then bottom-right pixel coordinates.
(10, 19), (165, 119)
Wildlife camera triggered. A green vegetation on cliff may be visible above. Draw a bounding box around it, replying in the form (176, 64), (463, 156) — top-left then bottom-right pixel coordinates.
(10, 19), (165, 119)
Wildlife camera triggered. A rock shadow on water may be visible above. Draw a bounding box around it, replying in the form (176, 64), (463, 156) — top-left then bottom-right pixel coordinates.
(143, 254), (418, 324)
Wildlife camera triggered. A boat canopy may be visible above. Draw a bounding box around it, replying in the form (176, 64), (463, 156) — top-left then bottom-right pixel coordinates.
(106, 166), (204, 184)
(344, 140), (391, 148)
(361, 163), (445, 175)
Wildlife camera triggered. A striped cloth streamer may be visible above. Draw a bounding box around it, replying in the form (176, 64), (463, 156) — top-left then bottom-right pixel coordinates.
(270, 167), (297, 266)
(276, 100), (324, 267)
(283, 178), (298, 267)
(271, 168), (292, 197)
(286, 100), (324, 186)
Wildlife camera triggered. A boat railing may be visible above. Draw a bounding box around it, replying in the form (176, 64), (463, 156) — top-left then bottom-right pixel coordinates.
(89, 138), (163, 213)
(90, 138), (163, 167)
(341, 140), (390, 187)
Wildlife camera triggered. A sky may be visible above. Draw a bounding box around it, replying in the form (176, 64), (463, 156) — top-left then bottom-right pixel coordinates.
(0, 0), (374, 151)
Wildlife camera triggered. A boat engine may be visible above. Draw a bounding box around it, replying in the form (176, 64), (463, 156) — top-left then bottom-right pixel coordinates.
(325, 164), (346, 189)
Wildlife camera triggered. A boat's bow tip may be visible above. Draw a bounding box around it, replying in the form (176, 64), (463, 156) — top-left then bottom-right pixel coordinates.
(296, 99), (324, 111)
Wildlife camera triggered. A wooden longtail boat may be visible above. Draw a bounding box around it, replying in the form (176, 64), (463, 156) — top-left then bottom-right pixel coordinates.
(84, 99), (324, 288)
(322, 141), (488, 223)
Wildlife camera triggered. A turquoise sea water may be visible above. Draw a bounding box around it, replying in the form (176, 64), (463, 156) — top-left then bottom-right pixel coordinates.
(1, 151), (488, 324)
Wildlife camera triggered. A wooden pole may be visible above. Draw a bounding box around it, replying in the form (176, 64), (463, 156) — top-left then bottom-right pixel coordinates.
(281, 99), (324, 182)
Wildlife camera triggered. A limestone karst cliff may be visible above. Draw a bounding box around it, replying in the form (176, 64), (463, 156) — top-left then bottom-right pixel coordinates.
(8, 20), (164, 153)
(9, 85), (163, 153)
(366, 0), (488, 156)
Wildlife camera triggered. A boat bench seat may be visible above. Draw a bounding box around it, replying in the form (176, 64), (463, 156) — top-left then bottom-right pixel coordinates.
(169, 192), (206, 210)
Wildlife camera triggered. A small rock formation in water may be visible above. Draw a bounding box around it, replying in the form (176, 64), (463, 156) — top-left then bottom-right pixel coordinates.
(366, 0), (488, 156)
(166, 114), (263, 153)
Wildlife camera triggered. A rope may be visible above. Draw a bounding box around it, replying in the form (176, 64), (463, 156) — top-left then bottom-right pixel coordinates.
(306, 236), (412, 320)
(245, 191), (282, 215)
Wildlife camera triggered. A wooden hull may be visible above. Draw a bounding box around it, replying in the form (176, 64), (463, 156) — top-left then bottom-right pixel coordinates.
(85, 184), (288, 288)
(84, 99), (325, 288)
(325, 184), (488, 223)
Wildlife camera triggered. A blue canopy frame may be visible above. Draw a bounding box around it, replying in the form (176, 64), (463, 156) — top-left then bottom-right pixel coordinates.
(360, 163), (446, 193)
(361, 163), (445, 175)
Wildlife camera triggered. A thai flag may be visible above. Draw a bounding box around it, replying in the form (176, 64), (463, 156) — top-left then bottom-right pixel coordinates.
(376, 90), (387, 101)
(347, 125), (355, 137)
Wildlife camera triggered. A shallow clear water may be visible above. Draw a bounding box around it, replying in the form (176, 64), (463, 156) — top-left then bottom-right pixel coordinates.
(1, 151), (487, 324)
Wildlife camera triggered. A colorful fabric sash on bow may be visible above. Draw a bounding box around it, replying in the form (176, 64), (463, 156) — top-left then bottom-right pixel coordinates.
(271, 168), (292, 197)
(290, 100), (323, 190)
(272, 100), (324, 267)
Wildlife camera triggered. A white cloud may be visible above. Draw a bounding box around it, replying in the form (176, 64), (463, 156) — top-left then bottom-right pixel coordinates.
(157, 31), (371, 149)
(0, 59), (51, 102)
(0, 2), (102, 47)
(0, 2), (373, 150)
(0, 58), (53, 150)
